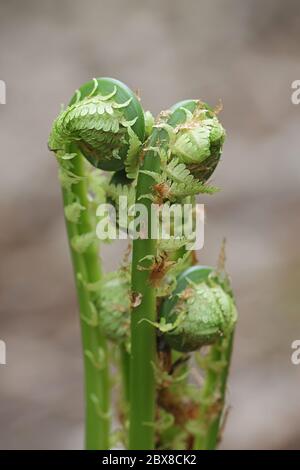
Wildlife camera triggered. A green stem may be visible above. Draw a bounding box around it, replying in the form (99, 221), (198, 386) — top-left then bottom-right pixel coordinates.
(129, 138), (161, 450)
(120, 345), (130, 404)
(61, 153), (110, 450)
(129, 102), (198, 450)
(195, 332), (234, 450)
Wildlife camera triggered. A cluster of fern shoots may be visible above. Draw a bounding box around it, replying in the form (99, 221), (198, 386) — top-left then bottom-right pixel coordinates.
(48, 78), (237, 450)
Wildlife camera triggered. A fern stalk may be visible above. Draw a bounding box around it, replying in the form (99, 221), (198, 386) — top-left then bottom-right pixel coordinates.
(195, 332), (234, 450)
(49, 77), (236, 451)
(49, 77), (145, 449)
(120, 345), (130, 404)
(60, 152), (110, 449)
(129, 139), (160, 449)
(129, 101), (200, 449)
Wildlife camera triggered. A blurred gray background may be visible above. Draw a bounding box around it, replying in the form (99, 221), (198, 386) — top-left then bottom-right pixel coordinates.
(0, 0), (300, 449)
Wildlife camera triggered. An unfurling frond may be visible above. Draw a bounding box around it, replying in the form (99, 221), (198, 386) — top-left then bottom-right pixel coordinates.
(168, 179), (219, 199)
(48, 78), (145, 172)
(71, 232), (96, 253)
(125, 127), (142, 179)
(141, 158), (219, 202)
(161, 267), (237, 352)
(170, 102), (226, 182)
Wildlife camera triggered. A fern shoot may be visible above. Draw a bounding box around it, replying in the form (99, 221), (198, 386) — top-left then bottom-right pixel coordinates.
(48, 77), (237, 452)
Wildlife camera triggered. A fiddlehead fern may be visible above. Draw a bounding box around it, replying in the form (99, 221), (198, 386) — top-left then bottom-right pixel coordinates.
(160, 266), (237, 352)
(49, 77), (145, 173)
(138, 100), (224, 206)
(49, 76), (235, 451)
(165, 100), (225, 182)
(129, 98), (225, 449)
(157, 265), (237, 450)
(48, 77), (145, 450)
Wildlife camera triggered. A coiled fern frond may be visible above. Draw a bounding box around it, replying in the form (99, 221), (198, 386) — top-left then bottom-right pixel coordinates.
(48, 78), (145, 173)
(161, 266), (237, 352)
(170, 102), (225, 182)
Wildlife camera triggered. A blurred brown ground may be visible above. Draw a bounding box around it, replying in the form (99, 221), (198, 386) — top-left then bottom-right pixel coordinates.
(0, 0), (300, 449)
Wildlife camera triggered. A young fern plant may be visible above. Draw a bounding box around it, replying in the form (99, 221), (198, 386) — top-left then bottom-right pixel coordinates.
(48, 78), (145, 450)
(48, 77), (237, 451)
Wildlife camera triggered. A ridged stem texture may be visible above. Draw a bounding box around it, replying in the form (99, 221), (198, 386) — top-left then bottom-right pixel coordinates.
(129, 133), (160, 449)
(195, 332), (234, 450)
(60, 152), (110, 450)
